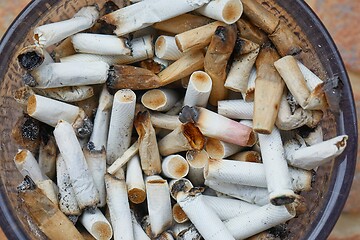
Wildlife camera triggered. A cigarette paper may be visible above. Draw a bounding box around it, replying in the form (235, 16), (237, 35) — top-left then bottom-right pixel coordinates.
(236, 18), (268, 46)
(84, 149), (107, 207)
(153, 13), (213, 34)
(253, 45), (284, 134)
(297, 61), (323, 91)
(162, 155), (189, 179)
(54, 120), (99, 209)
(158, 123), (205, 156)
(205, 25), (237, 106)
(126, 155), (146, 204)
(19, 187), (84, 240)
(101, 0), (211, 36)
(225, 48), (259, 93)
(205, 180), (269, 206)
(89, 86), (113, 151)
(107, 89), (136, 164)
(26, 62), (109, 88)
(185, 150), (209, 186)
(169, 178), (194, 200)
(33, 86), (94, 103)
(177, 192), (235, 240)
(17, 45), (51, 71)
(38, 136), (57, 180)
(158, 50), (205, 86)
(300, 125), (324, 146)
(79, 208), (113, 240)
(34, 6), (99, 47)
(155, 35), (185, 61)
(173, 203), (189, 223)
(243, 67), (257, 102)
(14, 149), (47, 183)
(105, 174), (134, 240)
(286, 135), (348, 170)
(61, 35), (154, 65)
(146, 175), (173, 237)
(107, 65), (162, 91)
(179, 106), (256, 147)
(269, 21), (302, 56)
(134, 111), (162, 175)
(258, 127), (296, 205)
(131, 210), (151, 240)
(202, 195), (260, 221)
(218, 99), (254, 120)
(183, 71), (212, 108)
(56, 154), (81, 216)
(141, 89), (180, 112)
(224, 203), (296, 239)
(230, 150), (262, 163)
(205, 137), (244, 160)
(72, 33), (131, 55)
(107, 141), (139, 175)
(196, 0), (243, 24)
(150, 112), (181, 130)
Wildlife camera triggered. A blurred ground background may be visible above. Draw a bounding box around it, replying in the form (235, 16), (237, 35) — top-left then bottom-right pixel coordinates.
(0, 0), (359, 239)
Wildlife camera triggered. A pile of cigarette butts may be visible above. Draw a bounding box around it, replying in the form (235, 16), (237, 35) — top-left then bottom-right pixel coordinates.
(11, 0), (349, 239)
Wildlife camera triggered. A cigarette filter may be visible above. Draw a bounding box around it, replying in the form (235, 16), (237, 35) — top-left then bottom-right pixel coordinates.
(196, 0), (243, 24)
(183, 71), (212, 108)
(79, 208), (113, 240)
(236, 18), (268, 46)
(185, 150), (209, 186)
(205, 137), (244, 159)
(141, 89), (180, 112)
(162, 155), (189, 179)
(126, 155), (146, 204)
(173, 203), (189, 223)
(155, 35), (185, 61)
(229, 150), (262, 163)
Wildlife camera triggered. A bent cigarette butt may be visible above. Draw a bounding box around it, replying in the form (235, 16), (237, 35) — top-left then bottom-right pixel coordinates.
(153, 13), (213, 34)
(38, 136), (57, 180)
(179, 106), (256, 147)
(205, 138), (243, 160)
(162, 155), (189, 179)
(253, 45), (284, 134)
(33, 86), (94, 103)
(79, 208), (113, 240)
(107, 65), (162, 91)
(269, 21), (302, 56)
(196, 0), (243, 24)
(17, 45), (48, 71)
(101, 0), (211, 36)
(224, 48), (259, 93)
(107, 141), (139, 175)
(126, 155), (146, 204)
(286, 135), (348, 170)
(54, 120), (99, 209)
(14, 149), (47, 183)
(158, 50), (205, 86)
(236, 18), (268, 46)
(26, 62), (109, 88)
(155, 35), (185, 61)
(202, 195), (260, 221)
(34, 6), (99, 47)
(158, 123), (205, 156)
(72, 33), (131, 55)
(146, 175), (173, 237)
(177, 192), (235, 240)
(184, 71), (212, 108)
(169, 178), (194, 200)
(186, 150), (209, 186)
(218, 99), (254, 120)
(224, 203), (296, 239)
(241, 0), (279, 34)
(141, 89), (180, 112)
(56, 154), (81, 216)
(107, 89), (136, 164)
(150, 112), (181, 130)
(52, 37), (76, 61)
(229, 150), (262, 163)
(205, 25), (237, 106)
(19, 187), (84, 240)
(173, 203), (189, 223)
(105, 174), (134, 240)
(175, 21), (226, 53)
(134, 111), (162, 175)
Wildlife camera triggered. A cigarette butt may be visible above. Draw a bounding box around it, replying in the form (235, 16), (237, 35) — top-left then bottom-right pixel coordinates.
(150, 112), (181, 130)
(134, 111), (162, 175)
(158, 50), (205, 86)
(173, 203), (189, 223)
(155, 35), (185, 61)
(141, 89), (180, 112)
(184, 71), (212, 108)
(107, 141), (139, 175)
(14, 149), (47, 183)
(186, 150), (209, 186)
(196, 0), (243, 24)
(162, 155), (189, 179)
(17, 45), (48, 71)
(169, 178), (194, 200)
(107, 89), (136, 164)
(205, 25), (237, 106)
(269, 21), (302, 56)
(205, 138), (244, 159)
(79, 208), (113, 240)
(126, 155), (146, 204)
(107, 65), (162, 91)
(236, 18), (269, 46)
(233, 37), (260, 56)
(153, 13), (213, 34)
(38, 136), (57, 180)
(218, 99), (254, 120)
(19, 187), (84, 240)
(241, 0), (279, 34)
(52, 37), (76, 61)
(229, 150), (262, 163)
(32, 86), (94, 103)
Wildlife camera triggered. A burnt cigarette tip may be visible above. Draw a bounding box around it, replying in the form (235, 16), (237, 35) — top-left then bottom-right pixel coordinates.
(76, 117), (93, 138)
(270, 195), (295, 206)
(106, 66), (117, 88)
(17, 175), (36, 192)
(179, 106), (199, 124)
(18, 51), (44, 71)
(22, 73), (37, 87)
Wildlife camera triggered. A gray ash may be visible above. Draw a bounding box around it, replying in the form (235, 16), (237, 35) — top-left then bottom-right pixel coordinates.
(21, 117), (40, 141)
(22, 73), (37, 87)
(18, 51), (43, 71)
(179, 106), (199, 124)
